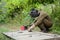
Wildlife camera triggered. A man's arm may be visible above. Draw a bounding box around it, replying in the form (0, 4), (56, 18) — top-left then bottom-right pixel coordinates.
(34, 13), (47, 26)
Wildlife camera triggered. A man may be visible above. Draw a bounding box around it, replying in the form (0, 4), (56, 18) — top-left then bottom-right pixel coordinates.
(28, 8), (53, 33)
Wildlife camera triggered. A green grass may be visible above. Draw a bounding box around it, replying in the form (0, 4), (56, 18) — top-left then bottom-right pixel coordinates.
(51, 26), (60, 34)
(0, 29), (9, 40)
(0, 33), (13, 40)
(0, 27), (10, 40)
(0, 25), (14, 40)
(0, 27), (9, 32)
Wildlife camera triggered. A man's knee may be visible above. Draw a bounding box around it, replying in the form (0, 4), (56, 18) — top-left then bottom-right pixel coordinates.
(38, 23), (51, 33)
(43, 19), (53, 28)
(38, 24), (46, 31)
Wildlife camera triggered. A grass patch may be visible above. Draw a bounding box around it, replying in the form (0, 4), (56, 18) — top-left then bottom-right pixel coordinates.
(0, 33), (13, 40)
(0, 26), (14, 40)
(0, 27), (9, 32)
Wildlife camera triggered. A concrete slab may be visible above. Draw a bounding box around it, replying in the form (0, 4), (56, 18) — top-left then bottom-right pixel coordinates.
(3, 30), (60, 40)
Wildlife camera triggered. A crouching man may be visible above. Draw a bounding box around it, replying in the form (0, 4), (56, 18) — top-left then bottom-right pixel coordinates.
(28, 8), (53, 33)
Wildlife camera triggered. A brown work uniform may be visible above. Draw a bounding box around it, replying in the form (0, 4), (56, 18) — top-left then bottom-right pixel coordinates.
(34, 11), (53, 31)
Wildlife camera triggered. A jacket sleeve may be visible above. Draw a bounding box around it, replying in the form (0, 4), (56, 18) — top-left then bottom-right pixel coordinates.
(34, 13), (48, 26)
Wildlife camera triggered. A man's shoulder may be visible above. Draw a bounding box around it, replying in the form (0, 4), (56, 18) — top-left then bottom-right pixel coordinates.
(39, 11), (48, 17)
(41, 11), (47, 14)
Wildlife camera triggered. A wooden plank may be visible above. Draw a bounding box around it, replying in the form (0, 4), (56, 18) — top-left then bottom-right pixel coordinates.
(3, 30), (60, 40)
